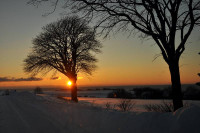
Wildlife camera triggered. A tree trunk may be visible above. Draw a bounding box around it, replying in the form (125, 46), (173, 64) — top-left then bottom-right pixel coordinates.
(71, 77), (78, 102)
(169, 60), (183, 111)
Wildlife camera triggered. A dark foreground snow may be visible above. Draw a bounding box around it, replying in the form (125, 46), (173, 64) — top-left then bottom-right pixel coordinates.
(0, 91), (199, 133)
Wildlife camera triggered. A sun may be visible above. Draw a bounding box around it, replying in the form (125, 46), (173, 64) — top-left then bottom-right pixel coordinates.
(67, 81), (72, 86)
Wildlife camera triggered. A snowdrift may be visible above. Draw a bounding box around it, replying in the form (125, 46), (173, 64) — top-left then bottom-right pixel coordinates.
(0, 91), (199, 133)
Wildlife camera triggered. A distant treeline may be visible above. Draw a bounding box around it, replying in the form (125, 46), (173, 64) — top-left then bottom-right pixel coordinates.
(107, 86), (200, 100)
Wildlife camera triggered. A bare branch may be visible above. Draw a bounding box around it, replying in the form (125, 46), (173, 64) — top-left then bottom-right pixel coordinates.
(24, 16), (102, 79)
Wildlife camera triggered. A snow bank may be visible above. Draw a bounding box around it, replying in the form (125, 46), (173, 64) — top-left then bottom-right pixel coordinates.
(0, 91), (199, 133)
(56, 103), (200, 133)
(172, 105), (200, 133)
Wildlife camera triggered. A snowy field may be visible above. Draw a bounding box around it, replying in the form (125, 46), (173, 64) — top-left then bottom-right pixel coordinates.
(72, 97), (200, 112)
(43, 89), (200, 112)
(0, 91), (200, 133)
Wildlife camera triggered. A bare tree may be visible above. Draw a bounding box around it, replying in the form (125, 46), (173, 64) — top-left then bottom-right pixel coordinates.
(28, 0), (200, 111)
(24, 16), (102, 102)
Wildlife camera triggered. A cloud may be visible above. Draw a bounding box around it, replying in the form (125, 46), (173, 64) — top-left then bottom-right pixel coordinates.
(50, 77), (59, 80)
(0, 77), (43, 82)
(50, 77), (62, 80)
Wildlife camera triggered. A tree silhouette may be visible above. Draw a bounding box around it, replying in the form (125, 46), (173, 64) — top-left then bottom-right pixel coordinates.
(28, 0), (200, 111)
(24, 16), (102, 102)
(196, 53), (200, 86)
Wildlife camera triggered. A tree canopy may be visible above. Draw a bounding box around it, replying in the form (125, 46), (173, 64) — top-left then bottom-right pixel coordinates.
(24, 16), (102, 101)
(24, 16), (101, 79)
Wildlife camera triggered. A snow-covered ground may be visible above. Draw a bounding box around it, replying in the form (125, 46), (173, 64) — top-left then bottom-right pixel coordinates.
(72, 97), (200, 112)
(0, 91), (200, 133)
(44, 90), (113, 98)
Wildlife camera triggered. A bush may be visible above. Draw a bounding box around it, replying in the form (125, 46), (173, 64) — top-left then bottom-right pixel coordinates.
(144, 101), (190, 112)
(133, 87), (164, 99)
(183, 86), (200, 100)
(107, 89), (133, 99)
(5, 89), (9, 95)
(104, 102), (116, 110)
(162, 86), (173, 99)
(117, 99), (136, 112)
(144, 101), (173, 112)
(34, 87), (43, 94)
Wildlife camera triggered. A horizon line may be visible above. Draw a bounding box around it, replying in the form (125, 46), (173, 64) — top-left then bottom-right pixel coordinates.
(0, 83), (197, 89)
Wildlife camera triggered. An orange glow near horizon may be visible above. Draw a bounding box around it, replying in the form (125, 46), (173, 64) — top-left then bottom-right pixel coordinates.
(0, 68), (199, 88)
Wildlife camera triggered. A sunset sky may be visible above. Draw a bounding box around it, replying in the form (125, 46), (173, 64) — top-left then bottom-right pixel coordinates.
(0, 0), (200, 88)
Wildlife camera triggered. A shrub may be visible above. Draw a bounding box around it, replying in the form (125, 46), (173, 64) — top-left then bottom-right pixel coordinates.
(144, 101), (173, 112)
(107, 89), (133, 99)
(34, 87), (43, 94)
(5, 89), (9, 95)
(116, 99), (136, 112)
(144, 101), (190, 112)
(162, 86), (173, 99)
(132, 87), (163, 99)
(183, 86), (200, 100)
(104, 102), (116, 110)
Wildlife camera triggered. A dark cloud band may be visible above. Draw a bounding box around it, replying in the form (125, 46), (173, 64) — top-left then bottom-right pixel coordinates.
(0, 77), (43, 82)
(50, 77), (59, 80)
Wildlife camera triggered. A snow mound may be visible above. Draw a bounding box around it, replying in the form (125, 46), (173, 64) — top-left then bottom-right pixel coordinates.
(15, 91), (35, 97)
(0, 92), (200, 133)
(171, 105), (200, 133)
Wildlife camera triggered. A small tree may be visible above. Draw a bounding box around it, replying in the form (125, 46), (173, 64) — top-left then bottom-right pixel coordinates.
(24, 16), (102, 102)
(34, 87), (43, 94)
